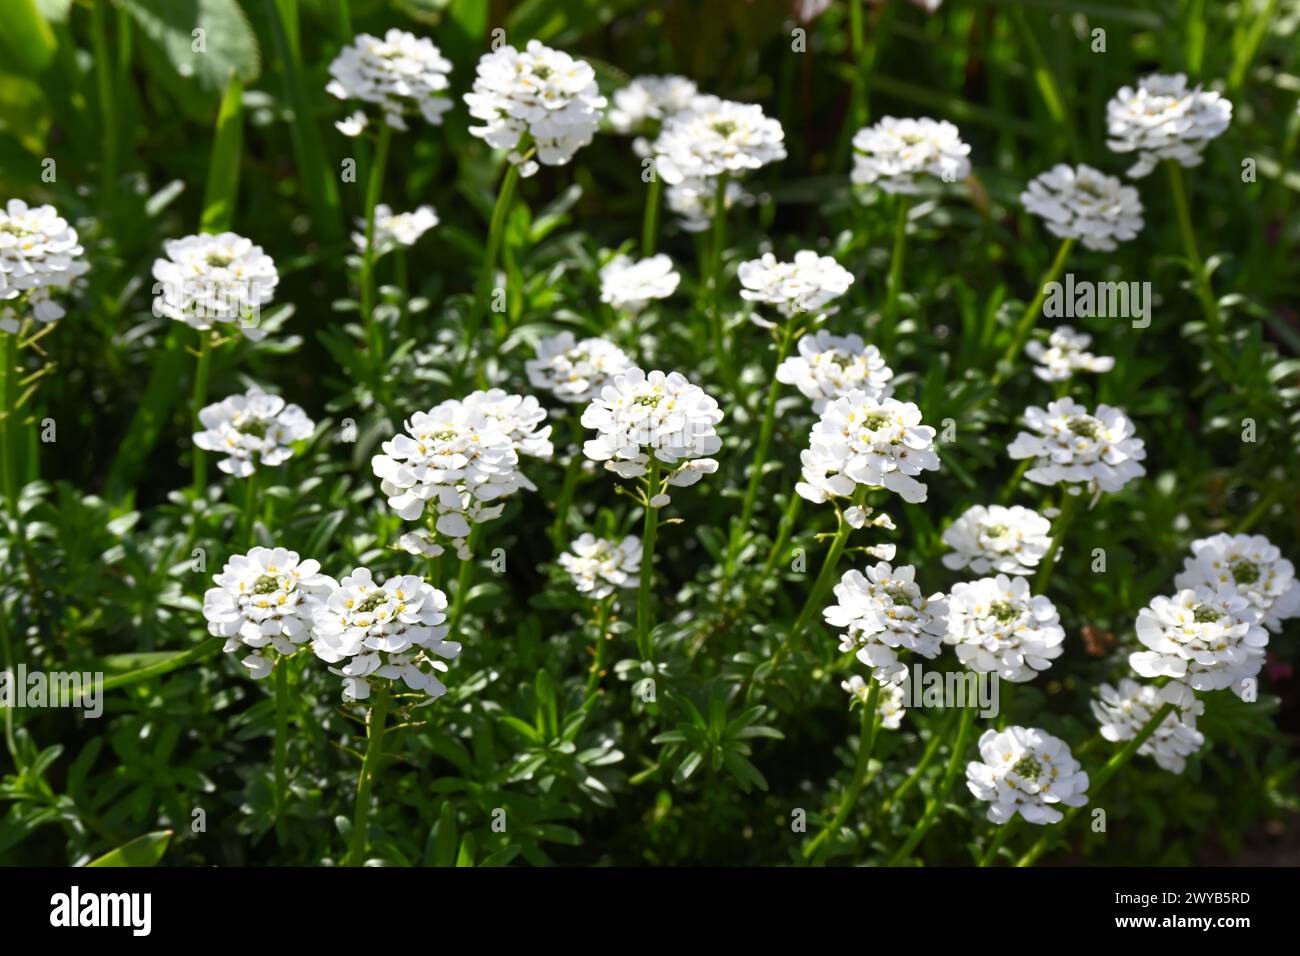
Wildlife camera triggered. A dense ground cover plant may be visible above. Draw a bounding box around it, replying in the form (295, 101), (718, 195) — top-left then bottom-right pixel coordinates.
(1, 0), (1298, 868)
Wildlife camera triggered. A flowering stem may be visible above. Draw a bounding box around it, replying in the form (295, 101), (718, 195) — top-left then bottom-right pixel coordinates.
(347, 683), (392, 866)
(641, 174), (662, 257)
(1033, 490), (1079, 594)
(586, 597), (613, 697)
(1, 331), (21, 517)
(878, 705), (958, 816)
(636, 459), (662, 660)
(885, 703), (975, 865)
(1015, 701), (1177, 867)
(705, 173), (736, 390)
(786, 487), (866, 648)
(448, 526), (481, 637)
(992, 237), (1074, 388)
(360, 123), (392, 385)
(759, 494), (804, 581)
(242, 472), (258, 547)
(273, 654), (290, 820)
(804, 680), (881, 865)
(977, 818), (1014, 867)
(190, 331), (214, 495)
(469, 140), (529, 360)
(1166, 161), (1232, 375)
(550, 419), (586, 550)
(880, 194), (911, 346)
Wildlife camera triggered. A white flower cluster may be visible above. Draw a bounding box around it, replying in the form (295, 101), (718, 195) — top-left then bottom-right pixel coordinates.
(526, 332), (633, 405)
(203, 548), (334, 679)
(825, 562), (948, 684)
(1130, 587), (1268, 698)
(581, 368), (723, 504)
(941, 504), (1052, 577)
(372, 390), (551, 559)
(966, 726), (1089, 825)
(599, 254), (680, 313)
(851, 116), (971, 194)
(1092, 679), (1204, 774)
(796, 392), (941, 506)
(842, 674), (907, 730)
(1106, 73), (1233, 178)
(737, 250), (854, 322)
(311, 568), (460, 702)
(1174, 533), (1300, 633)
(0, 199), (89, 332)
(1020, 164), (1145, 252)
(464, 40), (606, 175)
(327, 29), (453, 132)
(652, 95), (787, 184)
(193, 387), (315, 478)
(945, 575), (1065, 682)
(558, 534), (643, 600)
(607, 74), (699, 135)
(1007, 398), (1146, 495)
(775, 331), (893, 413)
(152, 232), (279, 341)
(352, 204), (438, 257)
(1025, 326), (1115, 382)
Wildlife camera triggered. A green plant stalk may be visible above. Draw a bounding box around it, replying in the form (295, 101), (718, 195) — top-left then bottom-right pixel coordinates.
(0, 607), (18, 762)
(886, 703), (976, 865)
(469, 145), (528, 356)
(997, 459), (1032, 505)
(880, 194), (911, 345)
(242, 472), (258, 547)
(805, 680), (881, 864)
(636, 459), (662, 660)
(91, 0), (119, 201)
(642, 175), (662, 256)
(448, 526), (482, 637)
(704, 174), (735, 388)
(977, 818), (1014, 867)
(788, 487), (866, 642)
(759, 494), (804, 580)
(273, 655), (290, 819)
(1, 331), (19, 517)
(360, 124), (393, 384)
(1033, 490), (1079, 594)
(1228, 0), (1279, 91)
(1166, 161), (1232, 377)
(190, 332), (214, 495)
(1016, 701), (1177, 867)
(993, 237), (1074, 387)
(878, 706), (958, 816)
(347, 683), (392, 866)
(585, 597), (613, 697)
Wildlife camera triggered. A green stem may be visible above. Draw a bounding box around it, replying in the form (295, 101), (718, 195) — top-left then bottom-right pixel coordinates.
(886, 703), (976, 865)
(641, 175), (662, 256)
(273, 654), (289, 819)
(585, 597), (613, 697)
(469, 144), (528, 358)
(242, 472), (258, 547)
(759, 494), (804, 581)
(1033, 491), (1079, 594)
(878, 706), (958, 816)
(91, 0), (119, 202)
(993, 237), (1074, 387)
(1, 331), (18, 517)
(360, 123), (392, 385)
(448, 526), (481, 637)
(347, 683), (392, 866)
(636, 459), (662, 660)
(880, 194), (911, 345)
(805, 681), (881, 864)
(1166, 161), (1232, 378)
(190, 331), (214, 495)
(977, 818), (1014, 867)
(705, 173), (734, 388)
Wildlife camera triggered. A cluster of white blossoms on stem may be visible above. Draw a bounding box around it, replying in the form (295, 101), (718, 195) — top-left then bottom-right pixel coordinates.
(1130, 587), (1268, 698)
(152, 232), (279, 341)
(941, 504), (1052, 576)
(311, 568), (460, 702)
(1025, 326), (1115, 382)
(825, 562), (948, 684)
(194, 387), (315, 478)
(607, 74), (699, 135)
(558, 534), (643, 600)
(0, 199), (89, 331)
(945, 575), (1065, 682)
(966, 726), (1089, 825)
(737, 250), (854, 322)
(842, 675), (907, 730)
(464, 40), (606, 175)
(203, 548), (334, 679)
(526, 332), (633, 405)
(796, 392), (941, 506)
(581, 368), (723, 504)
(1174, 533), (1300, 633)
(1020, 164), (1145, 251)
(851, 116), (971, 194)
(1106, 73), (1233, 178)
(599, 254), (680, 313)
(327, 29), (453, 133)
(373, 390), (551, 559)
(1092, 679), (1205, 774)
(1008, 397), (1146, 495)
(775, 331), (893, 413)
(665, 176), (746, 233)
(352, 204), (438, 257)
(652, 95), (787, 184)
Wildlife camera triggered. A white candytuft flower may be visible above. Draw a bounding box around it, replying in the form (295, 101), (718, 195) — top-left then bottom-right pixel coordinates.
(737, 250), (854, 322)
(1007, 397), (1145, 495)
(1106, 73), (1232, 178)
(203, 547), (334, 680)
(311, 568), (460, 702)
(651, 95), (786, 184)
(966, 726), (1089, 825)
(665, 176), (746, 232)
(152, 232), (279, 341)
(825, 562), (948, 684)
(851, 116), (971, 194)
(193, 387), (315, 478)
(525, 332), (633, 405)
(1020, 164), (1144, 251)
(580, 368), (723, 503)
(775, 331), (893, 412)
(599, 254), (680, 313)
(607, 75), (699, 134)
(941, 504), (1052, 577)
(1092, 679), (1205, 774)
(558, 534), (643, 599)
(945, 575), (1065, 682)
(373, 390), (551, 559)
(842, 674), (907, 730)
(1025, 326), (1115, 382)
(796, 392), (941, 506)
(1130, 587), (1269, 698)
(464, 40), (606, 175)
(326, 29), (453, 131)
(352, 204), (438, 256)
(1174, 533), (1300, 633)
(0, 199), (89, 331)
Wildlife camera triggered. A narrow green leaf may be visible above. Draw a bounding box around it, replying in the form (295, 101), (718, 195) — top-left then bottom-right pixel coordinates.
(200, 72), (244, 234)
(86, 830), (172, 867)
